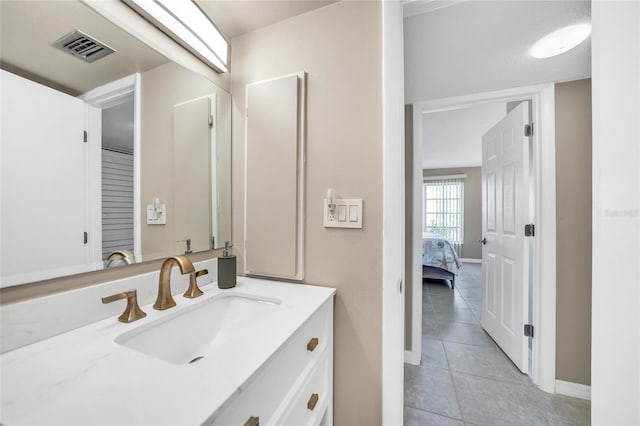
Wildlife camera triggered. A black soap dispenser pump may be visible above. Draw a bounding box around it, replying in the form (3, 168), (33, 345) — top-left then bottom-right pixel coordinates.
(218, 241), (236, 289)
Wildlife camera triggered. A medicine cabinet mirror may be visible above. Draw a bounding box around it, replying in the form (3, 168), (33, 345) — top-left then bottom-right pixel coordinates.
(0, 0), (231, 288)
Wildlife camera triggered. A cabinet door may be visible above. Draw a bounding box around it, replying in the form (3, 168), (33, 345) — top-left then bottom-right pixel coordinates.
(245, 73), (305, 280)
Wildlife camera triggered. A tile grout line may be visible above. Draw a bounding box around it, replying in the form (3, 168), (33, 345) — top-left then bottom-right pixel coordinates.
(404, 404), (466, 424)
(441, 324), (466, 423)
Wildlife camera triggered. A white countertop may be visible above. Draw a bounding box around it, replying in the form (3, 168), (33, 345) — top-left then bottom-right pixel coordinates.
(1, 277), (335, 425)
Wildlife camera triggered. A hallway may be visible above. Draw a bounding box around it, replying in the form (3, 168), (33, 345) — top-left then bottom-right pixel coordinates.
(404, 263), (590, 425)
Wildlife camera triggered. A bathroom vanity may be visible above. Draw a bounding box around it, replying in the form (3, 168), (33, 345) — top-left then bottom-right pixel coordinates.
(1, 277), (335, 425)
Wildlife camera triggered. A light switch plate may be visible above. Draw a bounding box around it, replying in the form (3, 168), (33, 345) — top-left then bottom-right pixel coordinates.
(146, 203), (166, 225)
(324, 198), (363, 228)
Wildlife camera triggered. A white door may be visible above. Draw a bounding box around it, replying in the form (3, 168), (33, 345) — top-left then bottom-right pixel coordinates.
(173, 96), (213, 254)
(1, 70), (88, 286)
(481, 102), (530, 373)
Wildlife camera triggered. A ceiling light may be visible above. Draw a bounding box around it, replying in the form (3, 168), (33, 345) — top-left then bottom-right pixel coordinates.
(530, 23), (591, 59)
(124, 0), (229, 72)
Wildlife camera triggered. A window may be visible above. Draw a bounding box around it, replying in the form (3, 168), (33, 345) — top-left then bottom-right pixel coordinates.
(423, 176), (464, 243)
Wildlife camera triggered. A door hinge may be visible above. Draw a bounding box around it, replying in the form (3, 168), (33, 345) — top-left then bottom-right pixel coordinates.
(208, 115), (213, 127)
(524, 123), (534, 137)
(83, 130), (88, 143)
(524, 324), (534, 338)
(524, 224), (535, 237)
(83, 232), (88, 244)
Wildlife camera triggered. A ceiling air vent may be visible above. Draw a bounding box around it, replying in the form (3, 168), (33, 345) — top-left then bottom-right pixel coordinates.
(52, 30), (115, 63)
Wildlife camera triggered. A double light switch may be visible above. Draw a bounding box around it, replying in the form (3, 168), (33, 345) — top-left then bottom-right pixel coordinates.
(323, 198), (363, 228)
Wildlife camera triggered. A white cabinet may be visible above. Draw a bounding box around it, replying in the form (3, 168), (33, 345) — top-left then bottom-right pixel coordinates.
(207, 298), (333, 426)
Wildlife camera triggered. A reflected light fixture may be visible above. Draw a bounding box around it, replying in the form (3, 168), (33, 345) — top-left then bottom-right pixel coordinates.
(530, 23), (591, 59)
(124, 0), (229, 72)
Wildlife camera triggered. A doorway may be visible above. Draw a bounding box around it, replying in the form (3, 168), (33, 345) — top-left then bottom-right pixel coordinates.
(100, 97), (135, 263)
(408, 84), (557, 392)
(81, 74), (142, 265)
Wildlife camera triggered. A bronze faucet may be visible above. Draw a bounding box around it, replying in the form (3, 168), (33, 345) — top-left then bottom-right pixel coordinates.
(153, 255), (195, 310)
(102, 289), (146, 323)
(184, 269), (208, 299)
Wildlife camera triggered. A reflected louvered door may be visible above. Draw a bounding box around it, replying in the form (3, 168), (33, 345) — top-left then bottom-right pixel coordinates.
(481, 102), (530, 373)
(101, 149), (134, 260)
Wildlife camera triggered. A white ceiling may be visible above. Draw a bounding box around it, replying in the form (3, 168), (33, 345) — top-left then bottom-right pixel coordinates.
(197, 0), (337, 39)
(423, 102), (506, 169)
(404, 0), (591, 103)
(0, 1), (169, 96)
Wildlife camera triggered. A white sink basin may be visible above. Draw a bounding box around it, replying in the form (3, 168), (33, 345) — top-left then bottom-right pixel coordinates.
(115, 293), (281, 365)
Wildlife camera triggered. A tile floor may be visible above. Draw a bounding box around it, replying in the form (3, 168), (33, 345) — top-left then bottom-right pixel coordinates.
(404, 263), (590, 426)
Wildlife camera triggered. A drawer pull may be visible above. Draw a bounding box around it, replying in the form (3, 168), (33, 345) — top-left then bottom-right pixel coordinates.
(307, 393), (319, 411)
(244, 416), (259, 426)
(307, 337), (319, 352)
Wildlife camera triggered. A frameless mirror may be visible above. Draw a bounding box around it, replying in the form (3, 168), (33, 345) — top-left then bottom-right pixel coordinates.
(0, 0), (231, 288)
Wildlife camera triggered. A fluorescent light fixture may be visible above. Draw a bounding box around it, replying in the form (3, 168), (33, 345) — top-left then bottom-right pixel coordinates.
(125, 0), (229, 72)
(530, 23), (591, 59)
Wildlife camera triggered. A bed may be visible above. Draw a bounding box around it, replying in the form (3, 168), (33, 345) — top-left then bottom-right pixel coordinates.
(422, 233), (462, 289)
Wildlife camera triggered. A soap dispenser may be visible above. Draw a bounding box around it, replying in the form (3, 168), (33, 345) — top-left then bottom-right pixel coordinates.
(217, 241), (236, 289)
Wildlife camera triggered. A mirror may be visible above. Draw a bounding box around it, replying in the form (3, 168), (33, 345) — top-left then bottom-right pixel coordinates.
(0, 0), (232, 287)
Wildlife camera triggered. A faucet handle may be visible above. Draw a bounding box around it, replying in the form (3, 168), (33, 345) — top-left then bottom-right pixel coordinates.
(102, 289), (147, 323)
(183, 269), (208, 299)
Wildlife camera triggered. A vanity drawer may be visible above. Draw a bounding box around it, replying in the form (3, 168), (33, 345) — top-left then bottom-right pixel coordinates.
(208, 301), (331, 426)
(277, 355), (330, 426)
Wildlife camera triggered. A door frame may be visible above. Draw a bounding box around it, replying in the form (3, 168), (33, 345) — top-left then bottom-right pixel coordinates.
(406, 84), (556, 393)
(81, 73), (142, 264)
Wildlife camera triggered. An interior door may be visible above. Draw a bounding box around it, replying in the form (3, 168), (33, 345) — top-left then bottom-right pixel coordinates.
(173, 96), (213, 254)
(1, 70), (87, 286)
(481, 102), (530, 373)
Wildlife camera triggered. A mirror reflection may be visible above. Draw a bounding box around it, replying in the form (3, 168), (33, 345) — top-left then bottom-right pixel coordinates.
(0, 0), (232, 288)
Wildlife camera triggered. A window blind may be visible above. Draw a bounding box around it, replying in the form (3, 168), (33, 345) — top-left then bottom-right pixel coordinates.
(423, 175), (465, 254)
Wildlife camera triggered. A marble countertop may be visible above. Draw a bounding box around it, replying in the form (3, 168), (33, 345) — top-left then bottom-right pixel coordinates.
(1, 277), (335, 425)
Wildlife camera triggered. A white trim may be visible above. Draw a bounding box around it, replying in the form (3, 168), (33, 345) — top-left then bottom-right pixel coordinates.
(133, 74), (142, 263)
(84, 104), (103, 271)
(404, 349), (421, 366)
(555, 380), (591, 400)
(382, 1), (405, 424)
(80, 74), (136, 108)
(424, 161), (482, 169)
(423, 174), (467, 181)
(411, 83), (556, 394)
(460, 258), (482, 264)
(591, 2), (640, 422)
(409, 102), (423, 371)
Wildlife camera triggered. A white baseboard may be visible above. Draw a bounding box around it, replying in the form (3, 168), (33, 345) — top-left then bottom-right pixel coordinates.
(404, 349), (420, 365)
(555, 380), (591, 400)
(460, 258), (482, 264)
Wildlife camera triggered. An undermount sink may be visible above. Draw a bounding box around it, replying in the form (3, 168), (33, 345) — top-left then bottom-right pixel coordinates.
(115, 293), (281, 365)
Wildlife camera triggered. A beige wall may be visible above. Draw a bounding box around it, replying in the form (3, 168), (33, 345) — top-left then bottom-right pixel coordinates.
(555, 78), (592, 386)
(423, 167), (482, 259)
(230, 2), (383, 424)
(140, 62), (231, 260)
(405, 105), (414, 350)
